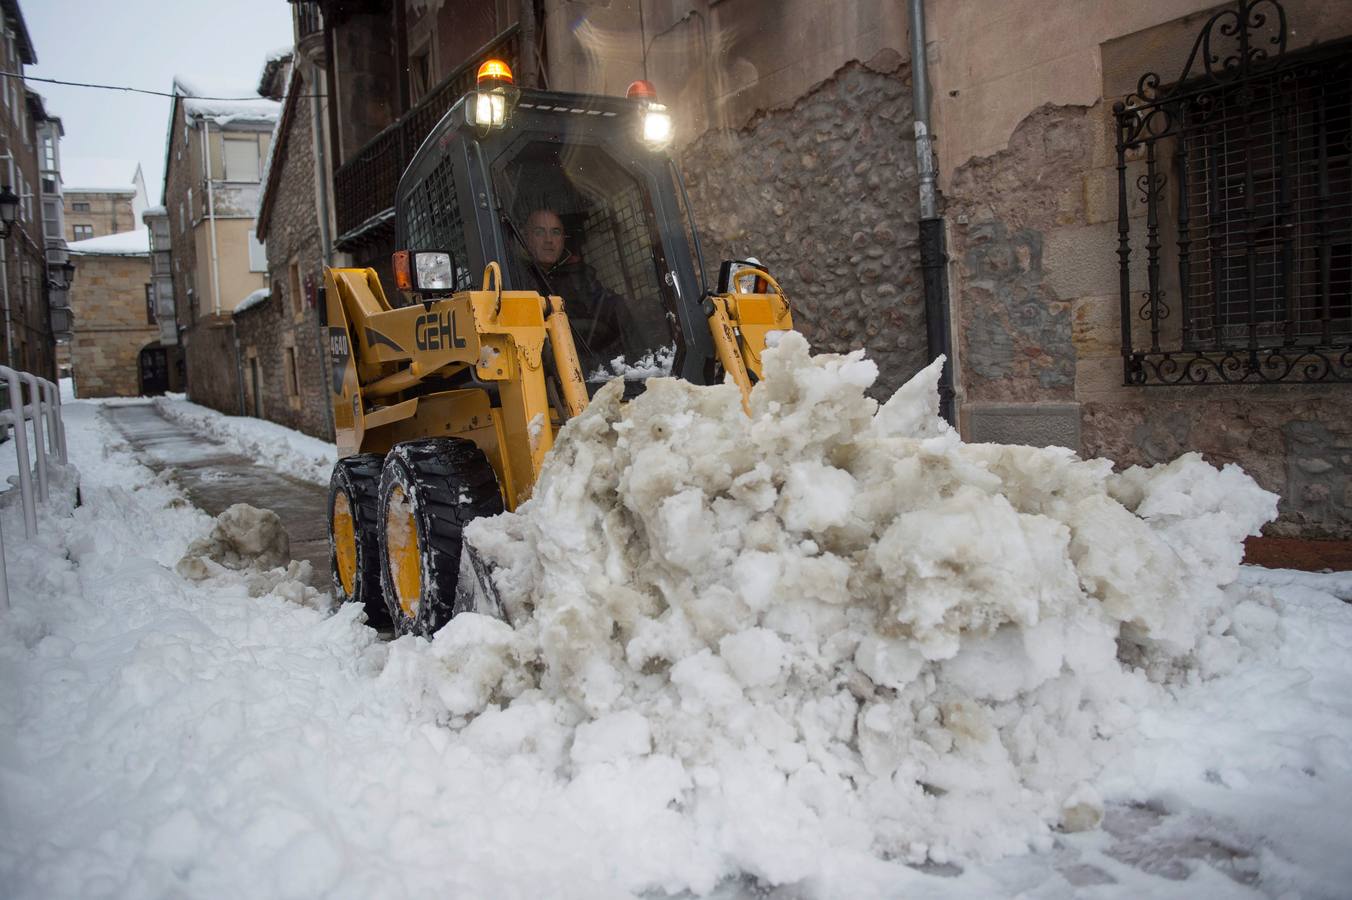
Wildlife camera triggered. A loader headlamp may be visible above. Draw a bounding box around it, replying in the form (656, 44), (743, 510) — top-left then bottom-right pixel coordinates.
(393, 250), (456, 294)
(641, 104), (673, 147)
(627, 81), (673, 149)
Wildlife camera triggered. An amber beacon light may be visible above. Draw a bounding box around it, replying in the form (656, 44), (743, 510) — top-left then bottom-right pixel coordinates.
(626, 80), (672, 148)
(471, 59), (515, 128)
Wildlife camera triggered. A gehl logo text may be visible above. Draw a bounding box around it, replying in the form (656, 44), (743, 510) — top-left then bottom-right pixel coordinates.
(415, 310), (467, 351)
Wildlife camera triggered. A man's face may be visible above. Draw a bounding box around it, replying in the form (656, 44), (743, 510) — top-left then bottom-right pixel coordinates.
(526, 210), (565, 267)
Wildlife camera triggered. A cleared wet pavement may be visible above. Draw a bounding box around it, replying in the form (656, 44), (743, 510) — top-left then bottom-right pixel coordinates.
(103, 403), (332, 589)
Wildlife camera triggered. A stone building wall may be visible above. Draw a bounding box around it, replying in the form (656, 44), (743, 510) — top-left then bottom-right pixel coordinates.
(247, 68), (333, 441)
(67, 254), (156, 397)
(945, 99), (1352, 538)
(679, 59), (927, 397)
(64, 191), (135, 240)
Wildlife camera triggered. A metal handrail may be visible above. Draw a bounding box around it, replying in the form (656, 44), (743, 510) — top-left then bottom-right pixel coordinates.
(0, 366), (67, 611)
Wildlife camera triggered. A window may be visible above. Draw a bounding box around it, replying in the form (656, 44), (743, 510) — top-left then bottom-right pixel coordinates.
(145, 284), (157, 325)
(289, 259), (303, 314)
(186, 187), (192, 219)
(284, 346), (300, 400)
(179, 202), (186, 232)
(410, 46), (432, 103)
(71, 201), (90, 213)
(490, 141), (676, 376)
(247, 230), (267, 272)
(1115, 15), (1352, 384)
(42, 200), (59, 238)
(41, 176), (55, 193)
(224, 138), (260, 182)
(72, 224), (93, 241)
(40, 134), (56, 170)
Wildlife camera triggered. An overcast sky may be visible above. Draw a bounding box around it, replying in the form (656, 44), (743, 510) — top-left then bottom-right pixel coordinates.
(26, 0), (294, 206)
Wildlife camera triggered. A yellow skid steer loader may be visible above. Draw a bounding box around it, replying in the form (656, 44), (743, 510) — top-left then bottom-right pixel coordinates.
(325, 63), (792, 635)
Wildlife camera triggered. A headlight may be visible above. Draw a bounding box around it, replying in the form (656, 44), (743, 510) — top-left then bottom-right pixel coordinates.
(414, 251), (455, 291)
(474, 91), (507, 128)
(642, 104), (672, 146)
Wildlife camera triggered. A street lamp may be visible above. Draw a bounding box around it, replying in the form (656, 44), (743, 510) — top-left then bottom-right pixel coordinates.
(0, 185), (17, 239)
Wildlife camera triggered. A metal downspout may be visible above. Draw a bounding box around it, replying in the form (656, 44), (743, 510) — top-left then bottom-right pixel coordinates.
(908, 0), (956, 426)
(309, 64), (337, 439)
(1, 154), (13, 365)
(201, 123), (223, 317)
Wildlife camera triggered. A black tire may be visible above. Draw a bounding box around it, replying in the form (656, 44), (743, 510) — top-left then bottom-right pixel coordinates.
(377, 438), (504, 637)
(329, 453), (391, 629)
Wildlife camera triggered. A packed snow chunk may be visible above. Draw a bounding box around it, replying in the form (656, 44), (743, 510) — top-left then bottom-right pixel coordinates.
(571, 710), (653, 764)
(176, 502), (291, 579)
(719, 628), (786, 688)
(459, 330), (1280, 873)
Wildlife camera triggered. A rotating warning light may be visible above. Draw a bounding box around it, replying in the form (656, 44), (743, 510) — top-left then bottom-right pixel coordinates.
(477, 59), (514, 85)
(626, 80), (658, 102)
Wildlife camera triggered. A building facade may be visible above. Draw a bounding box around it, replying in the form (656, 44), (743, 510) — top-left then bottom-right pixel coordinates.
(161, 80), (278, 414)
(276, 0), (1350, 539)
(246, 51), (334, 440)
(63, 188), (136, 241)
(0, 1), (56, 380)
(67, 229), (181, 397)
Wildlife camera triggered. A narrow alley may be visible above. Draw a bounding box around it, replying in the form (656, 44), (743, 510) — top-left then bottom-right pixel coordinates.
(103, 403), (331, 587)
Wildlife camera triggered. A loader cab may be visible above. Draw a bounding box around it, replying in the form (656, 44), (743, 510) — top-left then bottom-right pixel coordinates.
(393, 81), (716, 389)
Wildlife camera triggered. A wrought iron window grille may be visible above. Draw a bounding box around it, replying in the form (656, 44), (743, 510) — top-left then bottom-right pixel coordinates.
(1114, 0), (1352, 385)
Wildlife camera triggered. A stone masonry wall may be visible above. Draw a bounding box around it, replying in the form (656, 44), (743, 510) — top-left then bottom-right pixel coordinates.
(247, 70), (333, 441)
(68, 254), (156, 397)
(679, 58), (927, 398)
(947, 102), (1352, 538)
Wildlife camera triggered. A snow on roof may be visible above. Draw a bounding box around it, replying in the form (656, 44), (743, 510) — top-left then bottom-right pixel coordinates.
(234, 287), (271, 315)
(183, 96), (280, 126)
(61, 156), (139, 193)
(67, 227), (151, 257)
(142, 205), (167, 218)
(172, 76), (280, 127)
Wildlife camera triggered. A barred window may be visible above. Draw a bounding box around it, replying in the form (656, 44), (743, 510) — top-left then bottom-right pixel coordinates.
(1115, 2), (1352, 384)
(1180, 53), (1352, 344)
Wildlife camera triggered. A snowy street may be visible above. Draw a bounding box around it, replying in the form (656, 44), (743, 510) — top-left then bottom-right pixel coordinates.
(1, 355), (1351, 899)
(103, 403), (332, 587)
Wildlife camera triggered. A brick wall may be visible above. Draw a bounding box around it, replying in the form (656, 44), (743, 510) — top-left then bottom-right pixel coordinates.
(247, 68), (334, 441)
(67, 253), (156, 397)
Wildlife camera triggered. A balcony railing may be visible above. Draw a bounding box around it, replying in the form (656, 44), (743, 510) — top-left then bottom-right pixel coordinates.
(333, 24), (520, 246)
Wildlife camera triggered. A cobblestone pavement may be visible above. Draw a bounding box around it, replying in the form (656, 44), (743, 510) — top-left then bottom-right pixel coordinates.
(103, 402), (331, 589)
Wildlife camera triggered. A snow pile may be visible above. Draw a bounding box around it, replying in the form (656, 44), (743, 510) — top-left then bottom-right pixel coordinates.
(587, 344), (676, 381)
(440, 332), (1279, 869)
(153, 395), (335, 486)
(176, 502), (289, 575)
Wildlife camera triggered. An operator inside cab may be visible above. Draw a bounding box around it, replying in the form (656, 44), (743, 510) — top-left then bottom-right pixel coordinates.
(520, 206), (632, 365)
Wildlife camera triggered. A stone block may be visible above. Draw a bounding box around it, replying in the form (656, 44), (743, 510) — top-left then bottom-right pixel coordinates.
(962, 401), (1082, 451)
(1043, 221), (1140, 300)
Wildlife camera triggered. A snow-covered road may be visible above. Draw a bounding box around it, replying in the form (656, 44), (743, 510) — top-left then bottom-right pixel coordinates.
(0, 376), (1350, 899)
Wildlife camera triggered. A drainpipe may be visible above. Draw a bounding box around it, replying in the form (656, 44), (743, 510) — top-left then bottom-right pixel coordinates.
(200, 122), (223, 317)
(908, 0), (956, 426)
(1, 154), (13, 365)
(309, 65), (337, 439)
